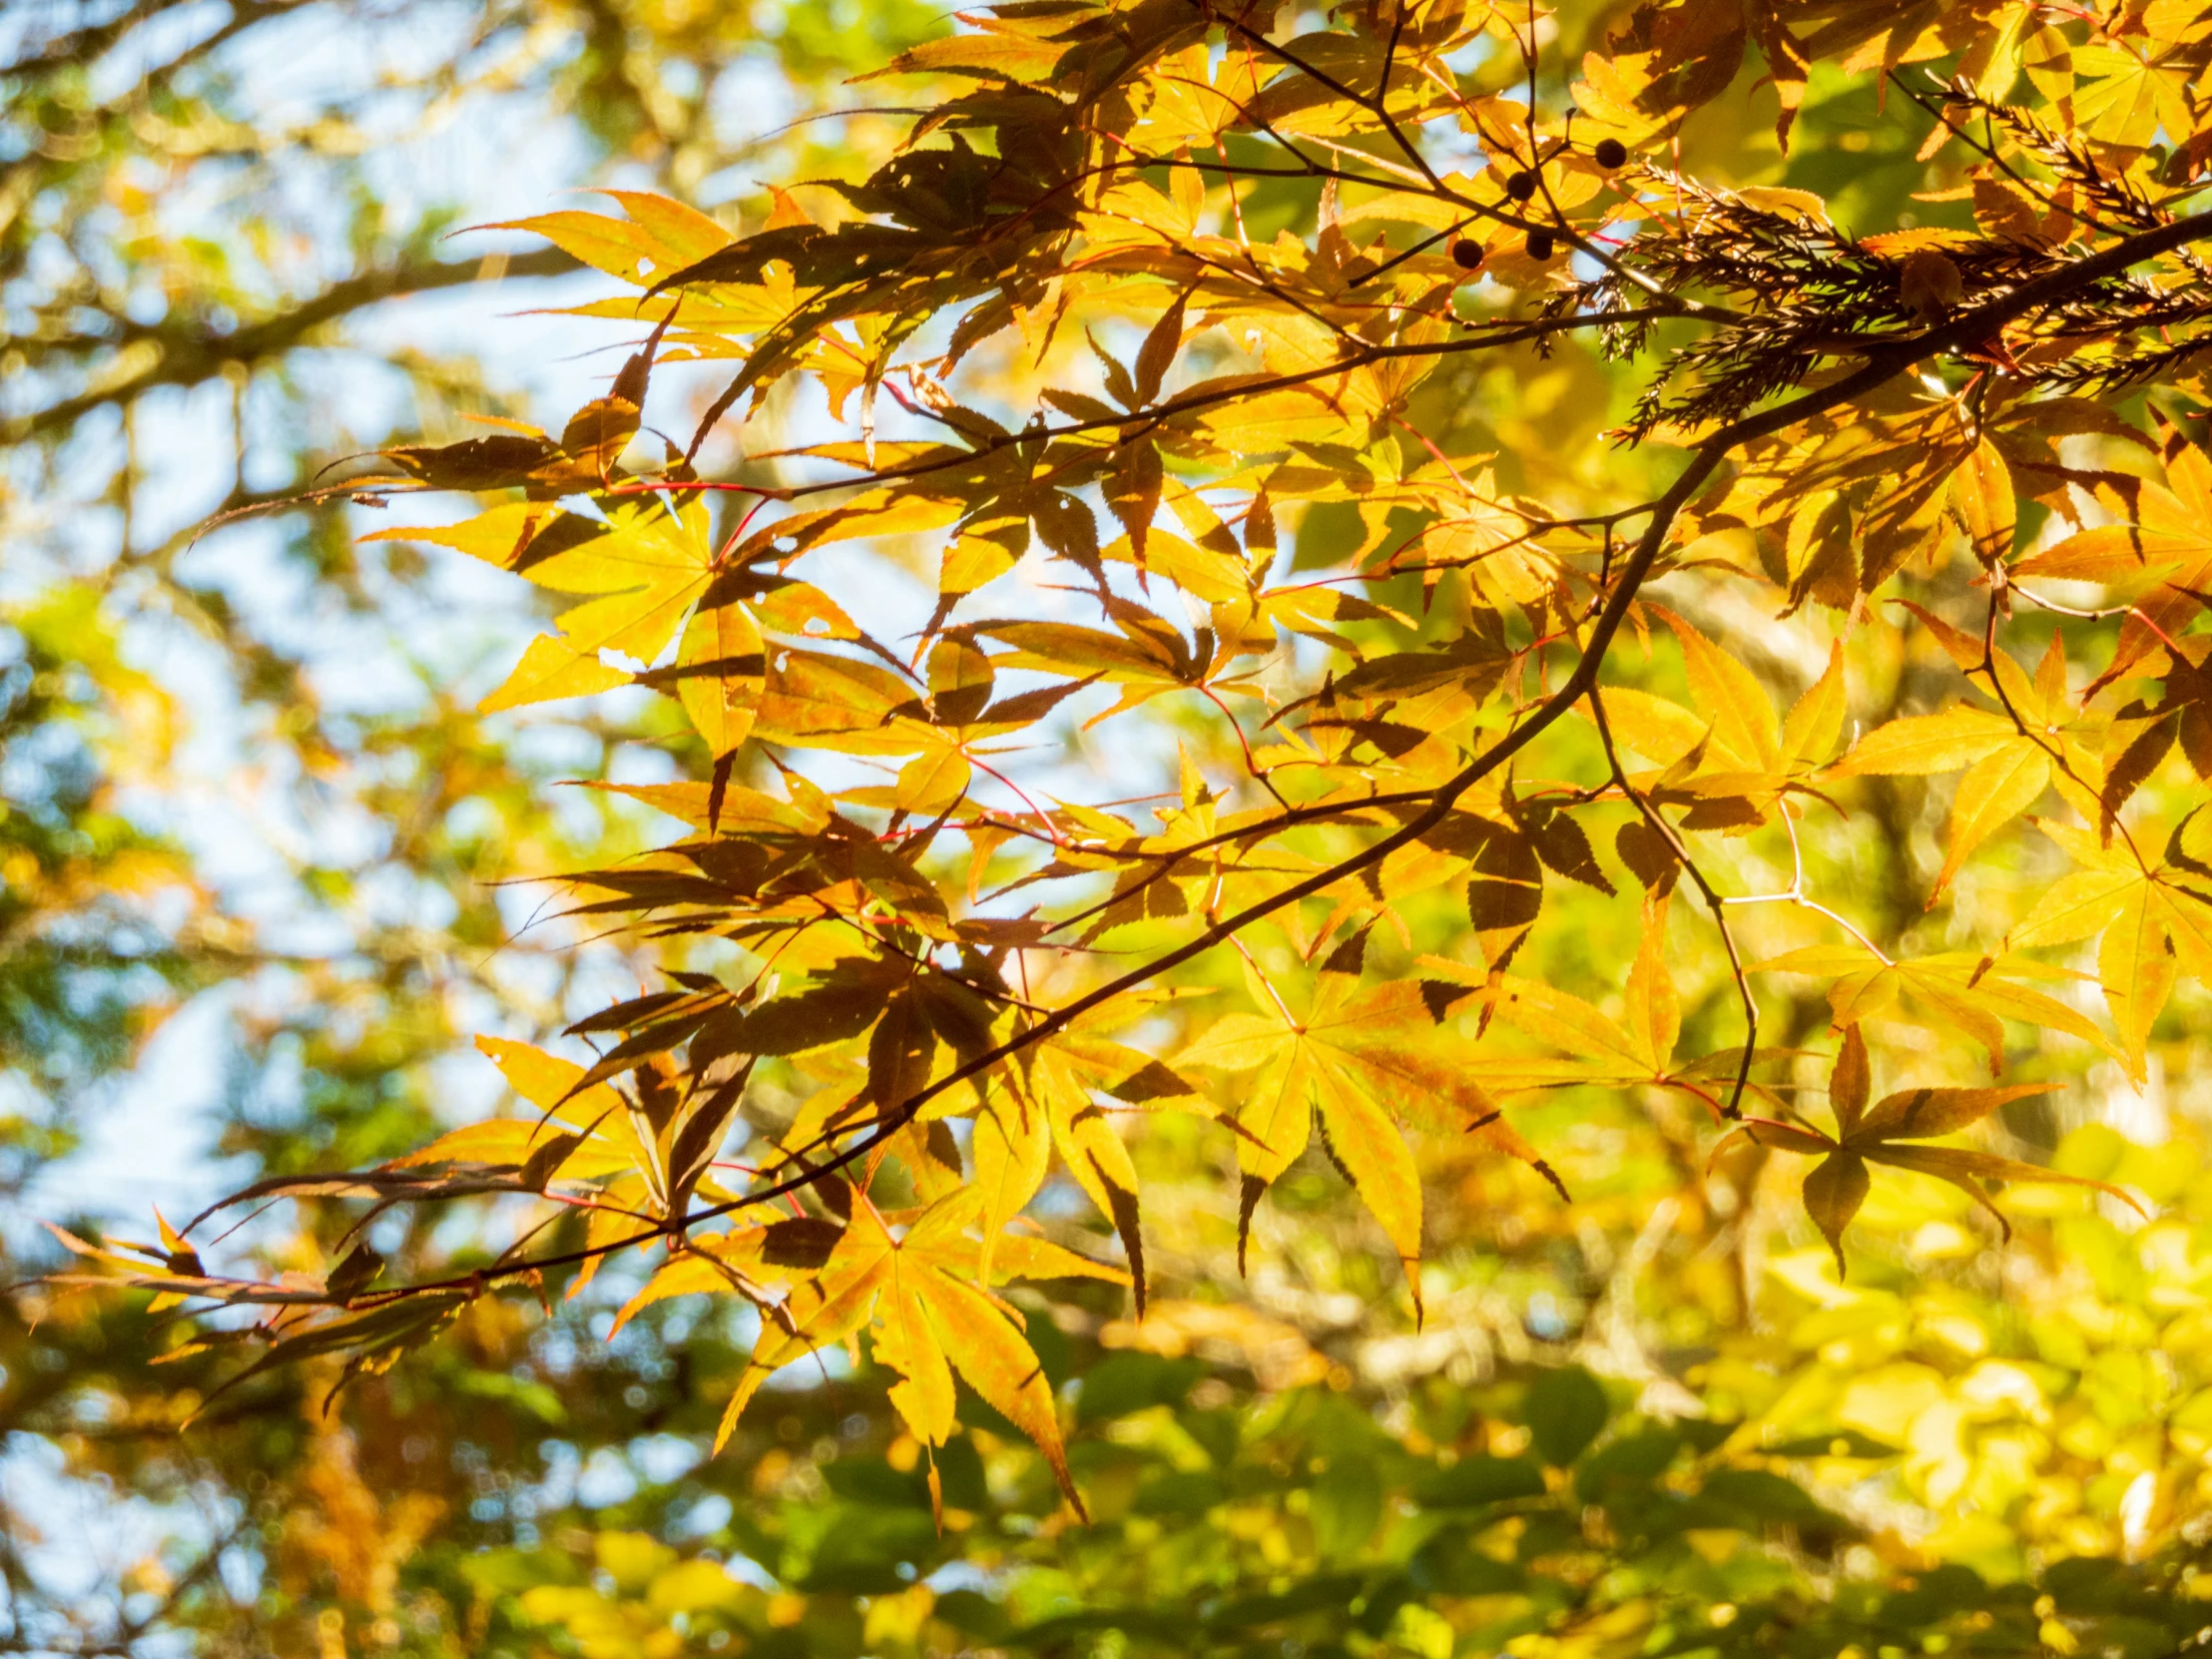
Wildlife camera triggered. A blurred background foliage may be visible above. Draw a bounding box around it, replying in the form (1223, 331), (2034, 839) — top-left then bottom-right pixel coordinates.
(7, 2), (2212, 1657)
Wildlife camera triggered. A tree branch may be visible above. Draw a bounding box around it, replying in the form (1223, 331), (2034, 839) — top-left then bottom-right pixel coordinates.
(5, 246), (579, 442)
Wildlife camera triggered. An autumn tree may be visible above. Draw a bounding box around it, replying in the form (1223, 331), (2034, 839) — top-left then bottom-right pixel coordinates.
(32, 0), (2212, 1653)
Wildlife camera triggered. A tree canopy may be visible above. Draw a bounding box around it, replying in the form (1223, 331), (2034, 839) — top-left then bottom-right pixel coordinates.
(17, 0), (2212, 1655)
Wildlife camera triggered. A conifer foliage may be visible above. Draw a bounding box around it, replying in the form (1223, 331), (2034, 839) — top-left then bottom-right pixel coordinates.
(59, 0), (2212, 1516)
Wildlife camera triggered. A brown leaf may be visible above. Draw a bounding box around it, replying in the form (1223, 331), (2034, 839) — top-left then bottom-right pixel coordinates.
(1898, 249), (1964, 320)
(1830, 1024), (1869, 1139)
(1802, 1150), (1871, 1277)
(1849, 1082), (2055, 1144)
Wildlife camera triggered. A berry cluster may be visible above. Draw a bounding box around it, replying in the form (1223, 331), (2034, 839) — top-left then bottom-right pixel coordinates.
(1448, 138), (1629, 273)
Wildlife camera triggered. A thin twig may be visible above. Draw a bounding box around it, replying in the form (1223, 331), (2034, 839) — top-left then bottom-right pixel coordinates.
(1585, 685), (1758, 1119)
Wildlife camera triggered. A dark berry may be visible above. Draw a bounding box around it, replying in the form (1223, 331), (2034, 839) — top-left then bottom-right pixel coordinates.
(1450, 238), (1484, 271)
(1593, 137), (1628, 170)
(1525, 229), (1555, 263)
(1504, 169), (1536, 202)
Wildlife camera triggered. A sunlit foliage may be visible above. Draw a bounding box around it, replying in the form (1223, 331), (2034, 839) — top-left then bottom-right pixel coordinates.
(20, 0), (2212, 1654)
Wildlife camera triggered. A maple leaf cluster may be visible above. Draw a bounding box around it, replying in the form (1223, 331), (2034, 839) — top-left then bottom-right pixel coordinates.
(60, 0), (2212, 1506)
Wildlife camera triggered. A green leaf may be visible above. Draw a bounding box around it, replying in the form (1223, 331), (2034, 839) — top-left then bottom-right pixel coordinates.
(1525, 1366), (1609, 1465)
